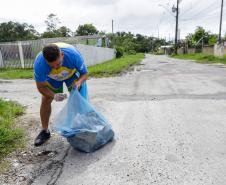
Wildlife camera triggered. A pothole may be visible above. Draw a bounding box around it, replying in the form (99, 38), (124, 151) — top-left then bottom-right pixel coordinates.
(36, 150), (58, 157)
(141, 69), (158, 72)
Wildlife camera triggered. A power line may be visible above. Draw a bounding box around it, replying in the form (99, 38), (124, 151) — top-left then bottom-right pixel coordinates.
(180, 1), (220, 21)
(181, 0), (216, 17)
(181, 8), (222, 22)
(159, 4), (175, 17)
(158, 2), (177, 39)
(154, 11), (166, 38)
(180, 0), (207, 17)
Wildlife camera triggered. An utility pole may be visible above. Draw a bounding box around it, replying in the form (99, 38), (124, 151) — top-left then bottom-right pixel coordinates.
(112, 19), (114, 34)
(178, 28), (180, 41)
(218, 0), (224, 43)
(172, 0), (180, 54)
(157, 25), (159, 39)
(112, 19), (115, 48)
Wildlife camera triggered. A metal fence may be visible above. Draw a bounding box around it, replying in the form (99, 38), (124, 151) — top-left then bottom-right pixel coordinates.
(0, 35), (101, 68)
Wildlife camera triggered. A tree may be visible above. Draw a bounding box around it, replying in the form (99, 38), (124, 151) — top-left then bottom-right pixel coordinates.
(0, 21), (39, 42)
(208, 34), (218, 45)
(42, 14), (62, 38)
(150, 38), (166, 52)
(45, 13), (61, 32)
(106, 31), (166, 53)
(57, 26), (72, 37)
(193, 27), (208, 43)
(98, 31), (106, 36)
(76, 24), (98, 36)
(185, 26), (217, 47)
(122, 38), (136, 53)
(135, 34), (150, 52)
(42, 26), (72, 38)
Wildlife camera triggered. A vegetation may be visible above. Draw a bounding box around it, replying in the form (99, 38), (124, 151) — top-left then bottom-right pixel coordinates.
(0, 99), (25, 160)
(185, 26), (218, 47)
(88, 53), (144, 77)
(0, 54), (144, 79)
(171, 53), (226, 64)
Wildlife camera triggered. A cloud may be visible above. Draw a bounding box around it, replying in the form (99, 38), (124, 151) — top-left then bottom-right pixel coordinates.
(0, 0), (225, 39)
(61, 0), (120, 6)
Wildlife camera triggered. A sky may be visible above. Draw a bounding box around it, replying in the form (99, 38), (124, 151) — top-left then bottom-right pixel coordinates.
(0, 0), (225, 40)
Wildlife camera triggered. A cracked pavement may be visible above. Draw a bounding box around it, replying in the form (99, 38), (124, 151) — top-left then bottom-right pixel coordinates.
(1, 54), (226, 185)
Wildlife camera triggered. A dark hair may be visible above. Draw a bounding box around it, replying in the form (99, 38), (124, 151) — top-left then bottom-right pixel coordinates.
(42, 44), (60, 62)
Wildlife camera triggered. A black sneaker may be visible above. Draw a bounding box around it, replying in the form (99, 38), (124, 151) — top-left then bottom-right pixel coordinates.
(34, 130), (51, 147)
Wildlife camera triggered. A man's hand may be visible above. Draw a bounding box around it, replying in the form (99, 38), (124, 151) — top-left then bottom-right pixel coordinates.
(54, 93), (67, 102)
(73, 74), (88, 90)
(73, 80), (82, 90)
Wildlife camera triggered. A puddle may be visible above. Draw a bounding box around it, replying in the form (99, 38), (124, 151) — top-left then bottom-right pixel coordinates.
(36, 150), (58, 157)
(137, 63), (145, 66)
(165, 154), (179, 162)
(141, 69), (158, 72)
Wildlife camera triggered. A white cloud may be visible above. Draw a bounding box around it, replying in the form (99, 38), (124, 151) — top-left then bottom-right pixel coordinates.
(0, 0), (225, 39)
(61, 0), (120, 6)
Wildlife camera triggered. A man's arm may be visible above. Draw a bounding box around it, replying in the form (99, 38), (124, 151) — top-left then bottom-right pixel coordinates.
(36, 82), (55, 99)
(74, 73), (88, 89)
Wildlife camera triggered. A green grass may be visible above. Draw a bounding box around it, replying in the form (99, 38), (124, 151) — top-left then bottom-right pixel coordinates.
(171, 53), (226, 64)
(88, 53), (145, 77)
(0, 99), (25, 160)
(0, 54), (145, 79)
(0, 68), (34, 79)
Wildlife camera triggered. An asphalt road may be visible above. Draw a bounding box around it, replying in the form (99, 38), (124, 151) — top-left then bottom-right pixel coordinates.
(1, 54), (226, 185)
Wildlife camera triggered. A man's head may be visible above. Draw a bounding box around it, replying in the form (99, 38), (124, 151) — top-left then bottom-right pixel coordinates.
(43, 44), (64, 69)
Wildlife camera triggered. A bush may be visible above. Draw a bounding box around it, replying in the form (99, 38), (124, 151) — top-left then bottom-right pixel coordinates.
(127, 50), (136, 55)
(116, 47), (124, 58)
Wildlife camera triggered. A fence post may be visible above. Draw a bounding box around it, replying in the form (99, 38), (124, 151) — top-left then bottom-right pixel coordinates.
(0, 49), (4, 68)
(18, 41), (25, 68)
(42, 39), (46, 48)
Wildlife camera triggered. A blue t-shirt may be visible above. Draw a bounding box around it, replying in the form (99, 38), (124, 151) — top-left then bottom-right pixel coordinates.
(34, 43), (87, 82)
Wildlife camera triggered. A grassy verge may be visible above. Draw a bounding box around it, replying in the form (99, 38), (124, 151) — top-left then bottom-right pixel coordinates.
(88, 53), (144, 77)
(0, 68), (34, 79)
(0, 99), (25, 160)
(0, 53), (145, 79)
(171, 53), (226, 64)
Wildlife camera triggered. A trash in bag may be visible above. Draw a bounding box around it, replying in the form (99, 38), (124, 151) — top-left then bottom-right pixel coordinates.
(53, 83), (114, 153)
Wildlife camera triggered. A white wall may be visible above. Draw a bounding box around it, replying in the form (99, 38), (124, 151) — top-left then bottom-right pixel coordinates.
(74, 44), (115, 66)
(214, 43), (226, 57)
(0, 42), (116, 68)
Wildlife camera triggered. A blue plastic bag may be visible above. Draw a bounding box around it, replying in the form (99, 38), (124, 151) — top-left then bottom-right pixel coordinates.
(53, 83), (114, 153)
